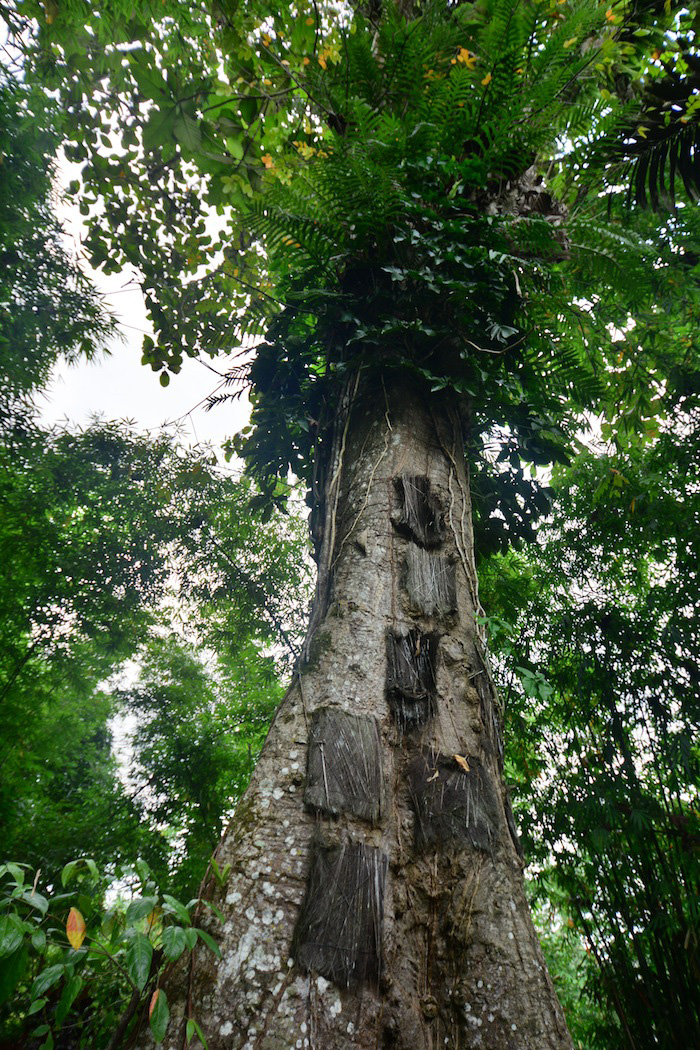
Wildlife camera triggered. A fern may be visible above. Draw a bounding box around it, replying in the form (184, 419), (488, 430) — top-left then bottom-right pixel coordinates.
(227, 0), (673, 494)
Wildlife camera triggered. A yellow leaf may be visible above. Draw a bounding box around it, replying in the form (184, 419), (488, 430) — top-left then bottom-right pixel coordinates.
(66, 907), (86, 950)
(262, 33), (271, 46)
(456, 47), (477, 69)
(318, 55), (327, 69)
(605, 7), (619, 22)
(481, 72), (492, 86)
(453, 754), (471, 773)
(149, 989), (160, 1019)
(305, 16), (314, 24)
(427, 769), (440, 783)
(261, 155), (275, 169)
(564, 37), (577, 48)
(303, 56), (310, 66)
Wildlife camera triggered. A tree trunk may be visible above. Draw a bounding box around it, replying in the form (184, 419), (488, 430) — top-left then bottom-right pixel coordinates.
(162, 374), (573, 1050)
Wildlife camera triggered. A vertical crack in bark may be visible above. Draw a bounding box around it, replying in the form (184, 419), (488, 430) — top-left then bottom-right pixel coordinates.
(304, 370), (362, 662)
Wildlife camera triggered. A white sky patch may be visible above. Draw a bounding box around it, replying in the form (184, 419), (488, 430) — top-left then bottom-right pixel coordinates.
(40, 161), (251, 453)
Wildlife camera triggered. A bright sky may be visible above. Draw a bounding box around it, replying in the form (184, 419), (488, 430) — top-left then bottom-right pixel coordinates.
(39, 192), (251, 453)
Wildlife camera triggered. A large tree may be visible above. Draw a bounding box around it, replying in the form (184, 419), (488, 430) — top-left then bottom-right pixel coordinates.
(7, 0), (700, 1046)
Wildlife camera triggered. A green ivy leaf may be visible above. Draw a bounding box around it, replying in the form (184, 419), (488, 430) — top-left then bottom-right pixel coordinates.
(125, 932), (153, 991)
(126, 896), (159, 925)
(195, 928), (221, 958)
(161, 895), (191, 925)
(55, 974), (84, 1027)
(161, 926), (187, 961)
(30, 964), (65, 1001)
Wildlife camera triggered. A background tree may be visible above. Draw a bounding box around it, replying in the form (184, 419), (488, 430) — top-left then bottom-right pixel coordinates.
(0, 416), (312, 1045)
(0, 68), (113, 404)
(480, 395), (700, 1049)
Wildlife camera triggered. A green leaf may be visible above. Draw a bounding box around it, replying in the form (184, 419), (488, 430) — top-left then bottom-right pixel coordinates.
(134, 859), (152, 885)
(126, 895), (159, 925)
(162, 895), (191, 925)
(85, 860), (99, 886)
(199, 899), (225, 923)
(0, 914), (23, 958)
(149, 988), (170, 1043)
(55, 974), (83, 1027)
(32, 929), (47, 952)
(61, 861), (79, 888)
(125, 932), (153, 991)
(195, 928), (221, 958)
(21, 891), (49, 915)
(186, 1017), (209, 1049)
(183, 928), (198, 952)
(30, 963), (65, 1001)
(174, 113), (202, 153)
(0, 944), (28, 1005)
(27, 996), (47, 1016)
(0, 863), (26, 887)
(143, 107), (178, 153)
(161, 925), (187, 961)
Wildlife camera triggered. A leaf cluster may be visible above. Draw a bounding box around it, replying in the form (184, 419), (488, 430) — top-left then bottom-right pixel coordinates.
(0, 858), (217, 1049)
(481, 398), (700, 1046)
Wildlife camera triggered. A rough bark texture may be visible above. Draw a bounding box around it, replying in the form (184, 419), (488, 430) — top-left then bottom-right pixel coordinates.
(158, 376), (573, 1050)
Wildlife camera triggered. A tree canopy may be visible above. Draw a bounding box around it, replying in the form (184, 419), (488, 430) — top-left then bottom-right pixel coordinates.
(8, 0), (700, 516)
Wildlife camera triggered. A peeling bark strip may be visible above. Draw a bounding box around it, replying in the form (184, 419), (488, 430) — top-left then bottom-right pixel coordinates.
(386, 628), (439, 731)
(402, 546), (457, 618)
(391, 475), (446, 548)
(305, 707), (384, 824)
(293, 840), (388, 988)
(407, 748), (500, 851)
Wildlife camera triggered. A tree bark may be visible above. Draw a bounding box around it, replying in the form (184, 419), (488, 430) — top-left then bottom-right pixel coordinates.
(162, 374), (573, 1050)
